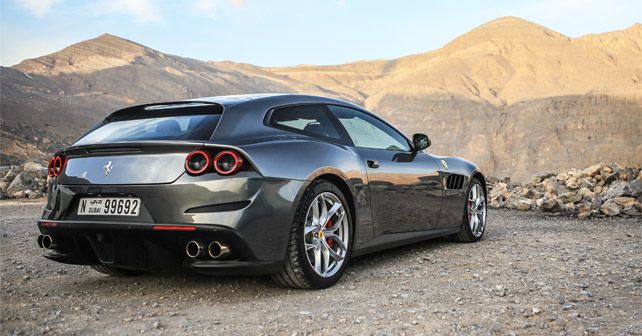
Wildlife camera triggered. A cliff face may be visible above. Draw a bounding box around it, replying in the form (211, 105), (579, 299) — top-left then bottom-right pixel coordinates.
(372, 94), (642, 180)
(2, 17), (641, 180)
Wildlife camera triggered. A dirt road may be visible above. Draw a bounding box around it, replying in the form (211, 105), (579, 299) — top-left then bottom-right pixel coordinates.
(1, 201), (640, 335)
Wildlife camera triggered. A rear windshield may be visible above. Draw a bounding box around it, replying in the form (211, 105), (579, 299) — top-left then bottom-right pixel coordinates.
(74, 104), (222, 145)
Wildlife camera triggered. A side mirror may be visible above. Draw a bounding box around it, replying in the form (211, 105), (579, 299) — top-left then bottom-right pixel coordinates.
(412, 133), (431, 151)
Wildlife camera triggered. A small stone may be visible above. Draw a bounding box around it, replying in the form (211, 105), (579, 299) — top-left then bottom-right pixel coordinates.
(622, 205), (641, 216)
(613, 196), (636, 208)
(600, 199), (621, 216)
(582, 164), (603, 177)
(565, 178), (579, 190)
(559, 192), (582, 203)
(629, 179), (642, 197)
(508, 197), (533, 211)
(562, 202), (576, 214)
(577, 210), (591, 219)
(601, 181), (632, 200)
(577, 187), (595, 199)
(539, 198), (560, 212)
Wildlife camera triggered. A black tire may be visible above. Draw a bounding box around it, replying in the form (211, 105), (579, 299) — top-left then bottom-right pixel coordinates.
(453, 177), (486, 243)
(91, 264), (145, 277)
(271, 180), (353, 289)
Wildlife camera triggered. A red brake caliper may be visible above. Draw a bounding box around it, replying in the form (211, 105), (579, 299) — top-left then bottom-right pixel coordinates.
(326, 218), (334, 248)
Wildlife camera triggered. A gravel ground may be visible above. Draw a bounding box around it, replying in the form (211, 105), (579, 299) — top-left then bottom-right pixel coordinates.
(1, 200), (641, 335)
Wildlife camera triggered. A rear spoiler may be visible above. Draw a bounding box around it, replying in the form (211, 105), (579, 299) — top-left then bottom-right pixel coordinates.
(106, 101), (223, 122)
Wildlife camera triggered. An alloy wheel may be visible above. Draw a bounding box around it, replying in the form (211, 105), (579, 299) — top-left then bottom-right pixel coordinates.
(467, 183), (486, 237)
(303, 192), (349, 277)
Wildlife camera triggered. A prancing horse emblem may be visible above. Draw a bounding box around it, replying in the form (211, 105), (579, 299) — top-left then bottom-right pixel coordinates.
(104, 161), (113, 176)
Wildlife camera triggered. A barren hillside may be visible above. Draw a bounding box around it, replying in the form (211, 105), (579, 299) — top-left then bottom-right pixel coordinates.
(1, 17), (640, 180)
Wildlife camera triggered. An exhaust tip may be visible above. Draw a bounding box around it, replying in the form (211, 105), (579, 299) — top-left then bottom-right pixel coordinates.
(185, 240), (205, 258)
(208, 241), (230, 259)
(37, 235), (44, 248)
(41, 235), (54, 249)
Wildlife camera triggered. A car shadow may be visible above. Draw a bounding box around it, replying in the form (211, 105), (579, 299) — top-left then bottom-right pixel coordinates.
(68, 235), (461, 303)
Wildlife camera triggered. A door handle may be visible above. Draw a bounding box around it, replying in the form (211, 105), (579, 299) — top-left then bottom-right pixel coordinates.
(367, 160), (380, 168)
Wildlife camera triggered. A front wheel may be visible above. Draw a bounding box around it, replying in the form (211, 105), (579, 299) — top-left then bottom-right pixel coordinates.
(271, 180), (352, 289)
(453, 178), (487, 243)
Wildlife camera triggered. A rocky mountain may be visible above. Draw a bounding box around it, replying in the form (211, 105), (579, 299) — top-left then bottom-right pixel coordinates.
(0, 34), (317, 166)
(1, 17), (641, 180)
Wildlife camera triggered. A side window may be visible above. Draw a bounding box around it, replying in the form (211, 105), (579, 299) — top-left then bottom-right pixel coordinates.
(328, 106), (411, 151)
(270, 105), (342, 140)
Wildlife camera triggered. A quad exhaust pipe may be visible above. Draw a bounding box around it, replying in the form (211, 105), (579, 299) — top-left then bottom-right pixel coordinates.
(207, 241), (230, 259)
(185, 240), (206, 258)
(185, 240), (230, 259)
(37, 235), (55, 249)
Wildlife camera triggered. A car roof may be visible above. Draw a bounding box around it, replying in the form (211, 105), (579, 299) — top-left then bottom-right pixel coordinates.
(187, 93), (286, 106)
(190, 94), (370, 144)
(105, 93), (363, 121)
(103, 93), (384, 145)
(186, 93), (360, 110)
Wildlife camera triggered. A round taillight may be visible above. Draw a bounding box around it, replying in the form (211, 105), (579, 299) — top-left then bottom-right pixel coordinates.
(53, 156), (62, 173)
(49, 155), (66, 177)
(213, 150), (243, 175)
(185, 150), (211, 175)
(47, 157), (56, 177)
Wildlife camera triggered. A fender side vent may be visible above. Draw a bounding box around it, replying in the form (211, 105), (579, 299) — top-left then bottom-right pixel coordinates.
(446, 174), (465, 190)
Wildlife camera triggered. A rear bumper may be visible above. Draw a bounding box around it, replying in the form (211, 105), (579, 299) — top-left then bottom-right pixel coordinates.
(37, 220), (282, 274)
(38, 175), (309, 274)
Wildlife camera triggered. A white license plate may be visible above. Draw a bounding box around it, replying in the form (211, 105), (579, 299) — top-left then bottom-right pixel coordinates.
(78, 198), (141, 216)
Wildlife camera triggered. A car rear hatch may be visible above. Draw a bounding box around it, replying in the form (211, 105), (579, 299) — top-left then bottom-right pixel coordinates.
(58, 102), (223, 185)
(60, 142), (204, 185)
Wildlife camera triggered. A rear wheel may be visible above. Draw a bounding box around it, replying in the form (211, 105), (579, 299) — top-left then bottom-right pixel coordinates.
(271, 180), (352, 289)
(453, 178), (487, 243)
(91, 264), (145, 277)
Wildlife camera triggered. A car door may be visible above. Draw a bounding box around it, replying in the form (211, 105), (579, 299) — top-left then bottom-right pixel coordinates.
(327, 105), (443, 235)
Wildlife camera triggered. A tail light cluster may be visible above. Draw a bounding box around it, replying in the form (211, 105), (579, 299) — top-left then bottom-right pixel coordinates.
(185, 149), (246, 176)
(47, 154), (67, 178)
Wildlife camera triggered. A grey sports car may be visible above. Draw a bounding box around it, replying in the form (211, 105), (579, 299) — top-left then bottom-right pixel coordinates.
(38, 93), (487, 289)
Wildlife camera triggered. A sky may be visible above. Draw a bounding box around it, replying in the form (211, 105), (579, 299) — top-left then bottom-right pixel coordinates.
(1, 0), (641, 67)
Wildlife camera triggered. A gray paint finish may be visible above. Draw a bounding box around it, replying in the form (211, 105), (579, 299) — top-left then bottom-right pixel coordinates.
(41, 93), (485, 273)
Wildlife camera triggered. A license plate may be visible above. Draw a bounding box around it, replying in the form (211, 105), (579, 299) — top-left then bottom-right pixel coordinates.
(78, 198), (141, 216)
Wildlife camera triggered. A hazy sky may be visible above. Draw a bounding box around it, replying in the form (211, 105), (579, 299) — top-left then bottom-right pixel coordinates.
(1, 0), (640, 67)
